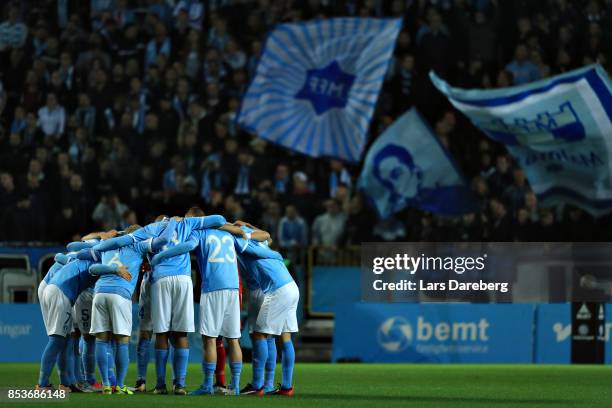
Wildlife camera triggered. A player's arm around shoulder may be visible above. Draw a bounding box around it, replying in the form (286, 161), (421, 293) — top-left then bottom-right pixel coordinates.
(89, 263), (131, 281)
(149, 238), (199, 267)
(185, 214), (227, 230)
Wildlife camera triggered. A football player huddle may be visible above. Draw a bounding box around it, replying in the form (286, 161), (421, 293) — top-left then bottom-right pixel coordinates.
(36, 207), (299, 397)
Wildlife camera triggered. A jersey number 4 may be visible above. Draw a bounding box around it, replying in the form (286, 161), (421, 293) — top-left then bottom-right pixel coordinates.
(206, 235), (237, 263)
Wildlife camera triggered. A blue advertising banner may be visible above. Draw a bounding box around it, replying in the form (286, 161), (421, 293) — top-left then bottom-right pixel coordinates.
(0, 304), (48, 362)
(534, 303), (571, 364)
(333, 303), (535, 363)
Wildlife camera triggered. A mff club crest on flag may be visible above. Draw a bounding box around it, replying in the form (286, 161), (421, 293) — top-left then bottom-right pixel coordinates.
(237, 18), (402, 162)
(431, 64), (612, 216)
(358, 108), (476, 219)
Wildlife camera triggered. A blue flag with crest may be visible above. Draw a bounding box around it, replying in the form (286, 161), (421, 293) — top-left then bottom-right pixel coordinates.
(431, 64), (612, 216)
(237, 18), (402, 162)
(358, 108), (476, 219)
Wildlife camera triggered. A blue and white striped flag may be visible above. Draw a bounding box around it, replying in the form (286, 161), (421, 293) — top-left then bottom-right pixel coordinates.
(237, 18), (402, 162)
(431, 65), (612, 216)
(358, 108), (476, 219)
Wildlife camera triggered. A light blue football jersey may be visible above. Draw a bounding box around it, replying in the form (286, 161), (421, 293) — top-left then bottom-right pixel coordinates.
(191, 229), (240, 293)
(254, 256), (293, 294)
(95, 239), (152, 300)
(43, 261), (66, 284)
(130, 216), (226, 282)
(129, 221), (166, 242)
(235, 226), (291, 293)
(49, 259), (96, 304)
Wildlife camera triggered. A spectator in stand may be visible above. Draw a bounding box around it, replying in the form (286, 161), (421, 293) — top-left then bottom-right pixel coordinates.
(327, 160), (352, 199)
(0, 172), (22, 240)
(38, 93), (66, 140)
(145, 22), (171, 69)
(278, 204), (308, 249)
(0, 5), (27, 52)
(503, 169), (530, 216)
(505, 44), (541, 85)
(92, 192), (129, 230)
(489, 199), (512, 241)
(312, 199), (347, 248)
(0, 0), (608, 244)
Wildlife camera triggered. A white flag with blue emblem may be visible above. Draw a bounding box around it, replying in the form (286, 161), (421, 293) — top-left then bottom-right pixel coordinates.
(431, 64), (612, 216)
(358, 108), (476, 219)
(237, 18), (402, 162)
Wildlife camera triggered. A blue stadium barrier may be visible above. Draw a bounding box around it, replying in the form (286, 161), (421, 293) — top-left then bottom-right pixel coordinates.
(0, 303), (251, 363)
(333, 303), (536, 363)
(2, 302), (611, 363)
(309, 266), (360, 316)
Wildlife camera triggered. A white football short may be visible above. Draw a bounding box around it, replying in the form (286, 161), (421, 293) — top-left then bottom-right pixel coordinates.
(199, 289), (240, 338)
(138, 278), (152, 332)
(151, 275), (194, 333)
(247, 289), (264, 334)
(90, 293), (133, 336)
(38, 281), (48, 327)
(255, 281), (300, 336)
(73, 290), (93, 333)
(37, 280), (47, 304)
(41, 284), (73, 337)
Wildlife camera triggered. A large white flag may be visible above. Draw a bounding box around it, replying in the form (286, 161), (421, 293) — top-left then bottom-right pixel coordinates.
(431, 65), (612, 216)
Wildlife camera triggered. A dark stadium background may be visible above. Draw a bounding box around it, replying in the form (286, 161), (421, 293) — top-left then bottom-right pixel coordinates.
(0, 0), (610, 246)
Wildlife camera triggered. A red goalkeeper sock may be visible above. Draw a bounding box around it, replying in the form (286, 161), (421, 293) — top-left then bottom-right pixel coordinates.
(215, 338), (226, 386)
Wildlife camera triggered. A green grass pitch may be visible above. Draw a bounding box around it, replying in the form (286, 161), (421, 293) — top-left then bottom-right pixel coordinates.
(0, 363), (611, 407)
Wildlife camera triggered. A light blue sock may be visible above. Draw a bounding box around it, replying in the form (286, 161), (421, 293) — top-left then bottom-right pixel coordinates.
(58, 337), (74, 385)
(114, 343), (129, 388)
(168, 345), (176, 385)
(174, 348), (189, 387)
(67, 337), (77, 384)
(264, 337), (277, 390)
(203, 362), (216, 391)
(95, 340), (110, 386)
(155, 348), (169, 387)
(73, 338), (84, 382)
(230, 362), (242, 393)
(38, 335), (66, 386)
(136, 337), (151, 381)
(107, 343), (116, 387)
(83, 338), (96, 384)
(281, 340), (295, 390)
(252, 339), (268, 390)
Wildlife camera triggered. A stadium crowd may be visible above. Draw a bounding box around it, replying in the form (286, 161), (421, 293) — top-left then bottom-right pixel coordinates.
(0, 0), (610, 247)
